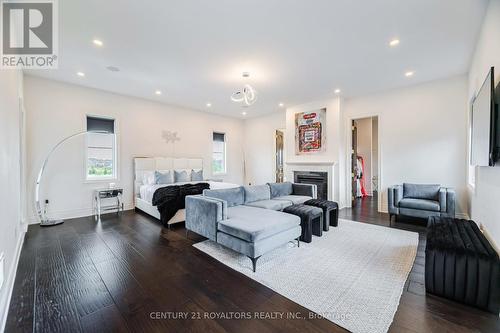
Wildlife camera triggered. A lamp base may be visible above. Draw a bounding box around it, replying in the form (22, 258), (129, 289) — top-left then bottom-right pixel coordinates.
(40, 219), (64, 227)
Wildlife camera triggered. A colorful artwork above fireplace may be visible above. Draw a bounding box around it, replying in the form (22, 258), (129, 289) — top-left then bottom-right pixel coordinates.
(295, 108), (326, 154)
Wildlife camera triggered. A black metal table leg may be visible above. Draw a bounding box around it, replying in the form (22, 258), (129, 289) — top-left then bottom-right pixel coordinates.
(248, 256), (261, 272)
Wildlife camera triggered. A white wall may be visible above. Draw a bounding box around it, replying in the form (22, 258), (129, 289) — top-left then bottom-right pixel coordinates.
(285, 99), (342, 164)
(244, 77), (470, 218)
(354, 117), (373, 195)
(0, 70), (24, 330)
(467, 0), (500, 248)
(244, 98), (348, 206)
(284, 98), (346, 206)
(24, 76), (245, 222)
(243, 111), (285, 185)
(343, 75), (469, 215)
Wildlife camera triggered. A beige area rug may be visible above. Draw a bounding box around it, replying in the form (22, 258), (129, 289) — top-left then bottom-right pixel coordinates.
(193, 219), (418, 333)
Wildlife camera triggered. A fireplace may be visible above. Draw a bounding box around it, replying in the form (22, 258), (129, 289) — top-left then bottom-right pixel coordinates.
(294, 171), (328, 200)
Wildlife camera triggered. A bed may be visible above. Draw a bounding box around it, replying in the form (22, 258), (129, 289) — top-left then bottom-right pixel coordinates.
(134, 157), (239, 226)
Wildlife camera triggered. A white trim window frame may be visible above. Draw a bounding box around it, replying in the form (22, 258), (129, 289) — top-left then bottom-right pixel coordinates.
(212, 132), (227, 175)
(85, 115), (118, 182)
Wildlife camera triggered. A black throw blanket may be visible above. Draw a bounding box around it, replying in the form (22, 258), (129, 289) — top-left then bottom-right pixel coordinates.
(151, 183), (210, 226)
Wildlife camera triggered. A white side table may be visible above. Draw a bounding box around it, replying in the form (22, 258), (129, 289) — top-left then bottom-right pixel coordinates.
(93, 188), (124, 221)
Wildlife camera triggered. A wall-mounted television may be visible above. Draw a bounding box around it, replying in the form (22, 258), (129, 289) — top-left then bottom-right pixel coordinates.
(471, 67), (499, 166)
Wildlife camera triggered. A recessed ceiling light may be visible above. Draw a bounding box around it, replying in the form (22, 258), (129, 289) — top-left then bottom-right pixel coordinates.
(405, 71), (415, 77)
(389, 39), (400, 47)
(279, 103), (284, 107)
(93, 39), (103, 47)
(76, 72), (85, 77)
(334, 89), (341, 94)
(155, 90), (162, 95)
(206, 102), (212, 107)
(242, 111), (247, 116)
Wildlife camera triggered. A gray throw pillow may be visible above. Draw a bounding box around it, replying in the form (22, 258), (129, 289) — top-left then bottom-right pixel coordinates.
(154, 170), (172, 184)
(174, 169), (191, 182)
(244, 185), (271, 203)
(268, 182), (293, 198)
(191, 169), (203, 181)
(403, 183), (440, 200)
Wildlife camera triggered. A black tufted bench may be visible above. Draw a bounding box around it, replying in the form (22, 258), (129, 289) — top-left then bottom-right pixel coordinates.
(425, 216), (500, 314)
(304, 199), (338, 230)
(283, 204), (323, 243)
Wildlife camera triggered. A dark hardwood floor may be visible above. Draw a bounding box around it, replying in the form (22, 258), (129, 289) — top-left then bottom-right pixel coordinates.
(6, 196), (500, 333)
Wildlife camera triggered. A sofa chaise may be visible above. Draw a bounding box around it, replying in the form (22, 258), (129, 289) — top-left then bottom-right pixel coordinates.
(388, 183), (455, 224)
(185, 182), (316, 272)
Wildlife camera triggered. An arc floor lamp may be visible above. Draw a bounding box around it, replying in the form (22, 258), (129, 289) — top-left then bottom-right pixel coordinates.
(35, 130), (111, 226)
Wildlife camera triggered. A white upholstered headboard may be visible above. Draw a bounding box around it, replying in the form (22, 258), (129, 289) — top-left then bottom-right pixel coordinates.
(134, 157), (203, 198)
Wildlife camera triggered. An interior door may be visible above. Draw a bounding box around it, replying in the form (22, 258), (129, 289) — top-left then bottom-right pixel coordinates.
(275, 130), (284, 182)
(351, 121), (358, 201)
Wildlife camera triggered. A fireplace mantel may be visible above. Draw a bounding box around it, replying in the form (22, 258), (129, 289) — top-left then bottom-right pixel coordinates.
(286, 161), (337, 166)
(285, 161), (337, 201)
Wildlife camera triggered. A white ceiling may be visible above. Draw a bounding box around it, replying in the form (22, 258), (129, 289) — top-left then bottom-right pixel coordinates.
(27, 0), (488, 118)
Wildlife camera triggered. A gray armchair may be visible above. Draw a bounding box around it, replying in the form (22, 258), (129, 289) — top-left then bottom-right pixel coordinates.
(388, 183), (455, 224)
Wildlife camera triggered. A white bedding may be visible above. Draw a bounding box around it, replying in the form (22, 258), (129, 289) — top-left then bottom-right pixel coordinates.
(139, 181), (239, 204)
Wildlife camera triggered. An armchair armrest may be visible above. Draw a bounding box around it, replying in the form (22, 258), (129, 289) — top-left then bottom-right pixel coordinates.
(388, 185), (403, 214)
(445, 188), (455, 217)
(185, 195), (227, 241)
(438, 187), (455, 217)
(439, 188), (447, 213)
(292, 183), (317, 199)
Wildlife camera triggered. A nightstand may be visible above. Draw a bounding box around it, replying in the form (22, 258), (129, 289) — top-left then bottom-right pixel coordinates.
(93, 188), (124, 221)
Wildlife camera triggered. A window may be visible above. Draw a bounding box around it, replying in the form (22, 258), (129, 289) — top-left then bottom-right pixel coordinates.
(212, 132), (226, 174)
(86, 116), (116, 180)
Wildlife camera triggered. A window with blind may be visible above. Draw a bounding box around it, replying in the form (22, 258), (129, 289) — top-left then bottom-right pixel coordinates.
(212, 132), (226, 174)
(86, 116), (117, 180)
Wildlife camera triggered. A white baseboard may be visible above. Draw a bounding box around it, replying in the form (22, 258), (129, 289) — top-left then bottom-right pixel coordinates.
(0, 228), (25, 332)
(455, 212), (470, 219)
(480, 224), (500, 255)
(27, 203), (135, 224)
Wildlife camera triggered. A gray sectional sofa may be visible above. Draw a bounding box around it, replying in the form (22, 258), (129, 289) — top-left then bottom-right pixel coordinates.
(388, 183), (455, 223)
(185, 182), (317, 272)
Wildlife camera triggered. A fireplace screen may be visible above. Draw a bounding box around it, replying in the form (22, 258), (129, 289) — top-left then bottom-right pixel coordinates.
(294, 171), (328, 200)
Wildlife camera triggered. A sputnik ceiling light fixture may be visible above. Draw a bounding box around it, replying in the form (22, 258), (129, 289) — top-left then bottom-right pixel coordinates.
(231, 72), (257, 107)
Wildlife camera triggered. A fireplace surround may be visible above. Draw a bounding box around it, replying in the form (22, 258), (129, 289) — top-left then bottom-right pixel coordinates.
(294, 171), (328, 200)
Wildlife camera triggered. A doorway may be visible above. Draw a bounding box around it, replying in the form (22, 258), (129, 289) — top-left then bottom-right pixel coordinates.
(275, 129), (285, 182)
(350, 116), (379, 206)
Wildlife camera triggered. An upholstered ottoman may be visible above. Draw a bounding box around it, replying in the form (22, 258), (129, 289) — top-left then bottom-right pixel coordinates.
(425, 217), (500, 314)
(304, 199), (338, 230)
(283, 204), (323, 243)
